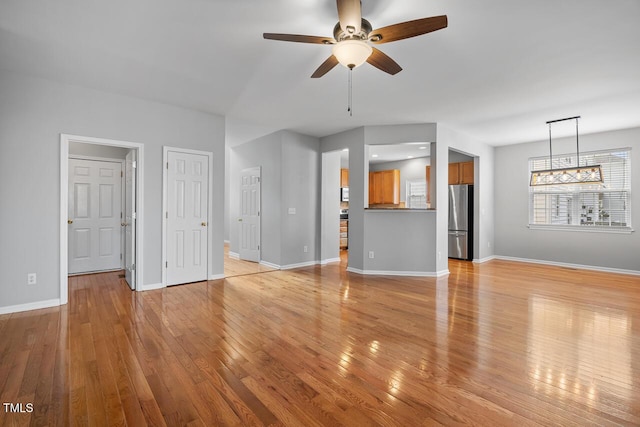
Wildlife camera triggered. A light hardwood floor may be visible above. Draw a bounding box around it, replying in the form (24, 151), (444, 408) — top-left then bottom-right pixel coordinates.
(223, 244), (278, 278)
(1, 259), (639, 426)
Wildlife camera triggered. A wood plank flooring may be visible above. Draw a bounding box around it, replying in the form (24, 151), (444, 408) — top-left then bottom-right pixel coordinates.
(223, 245), (278, 278)
(1, 259), (640, 426)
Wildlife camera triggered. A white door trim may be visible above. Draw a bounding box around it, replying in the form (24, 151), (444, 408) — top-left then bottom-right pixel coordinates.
(60, 134), (145, 305)
(162, 146), (214, 287)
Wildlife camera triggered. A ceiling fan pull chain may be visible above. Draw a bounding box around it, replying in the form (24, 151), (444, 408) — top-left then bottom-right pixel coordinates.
(348, 67), (353, 116)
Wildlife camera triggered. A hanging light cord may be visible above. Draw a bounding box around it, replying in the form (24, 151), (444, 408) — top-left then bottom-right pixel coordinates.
(347, 67), (353, 116)
(575, 117), (580, 167)
(548, 123), (553, 169)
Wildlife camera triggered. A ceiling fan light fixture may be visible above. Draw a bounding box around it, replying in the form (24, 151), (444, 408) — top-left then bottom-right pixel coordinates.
(332, 40), (372, 69)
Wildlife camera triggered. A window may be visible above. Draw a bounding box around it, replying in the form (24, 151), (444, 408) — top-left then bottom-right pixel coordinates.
(529, 148), (631, 231)
(406, 180), (427, 209)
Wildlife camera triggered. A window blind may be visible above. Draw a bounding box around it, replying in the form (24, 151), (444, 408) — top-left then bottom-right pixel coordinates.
(529, 148), (631, 230)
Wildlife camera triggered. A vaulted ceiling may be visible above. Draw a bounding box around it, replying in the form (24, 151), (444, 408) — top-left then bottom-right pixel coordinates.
(1, 0), (639, 145)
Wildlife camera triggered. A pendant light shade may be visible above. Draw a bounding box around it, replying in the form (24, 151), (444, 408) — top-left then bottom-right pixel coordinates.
(530, 116), (603, 187)
(332, 40), (373, 69)
(530, 166), (603, 186)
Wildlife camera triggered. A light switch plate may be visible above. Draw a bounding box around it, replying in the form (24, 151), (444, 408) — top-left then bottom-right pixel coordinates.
(288, 208), (296, 215)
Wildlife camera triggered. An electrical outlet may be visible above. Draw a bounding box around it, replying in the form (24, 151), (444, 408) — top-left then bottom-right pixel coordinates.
(487, 241), (491, 248)
(438, 251), (442, 261)
(27, 273), (37, 285)
(368, 251), (374, 259)
(303, 246), (308, 253)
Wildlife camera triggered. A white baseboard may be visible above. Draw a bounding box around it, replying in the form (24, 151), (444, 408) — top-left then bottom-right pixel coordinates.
(319, 257), (341, 265)
(473, 256), (497, 264)
(346, 267), (444, 277)
(228, 251), (239, 259)
(259, 260), (280, 270)
(280, 261), (318, 270)
(494, 256), (640, 276)
(208, 274), (225, 281)
(138, 282), (164, 291)
(0, 298), (61, 315)
(224, 239), (230, 244)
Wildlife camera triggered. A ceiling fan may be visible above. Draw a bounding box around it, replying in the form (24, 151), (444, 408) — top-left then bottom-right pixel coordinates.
(263, 0), (448, 78)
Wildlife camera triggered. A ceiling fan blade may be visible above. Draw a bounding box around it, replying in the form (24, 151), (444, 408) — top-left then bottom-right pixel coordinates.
(366, 48), (402, 75)
(311, 55), (339, 78)
(369, 15), (448, 44)
(337, 0), (362, 34)
(263, 33), (335, 44)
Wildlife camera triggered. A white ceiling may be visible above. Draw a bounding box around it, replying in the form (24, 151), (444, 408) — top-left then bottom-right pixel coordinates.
(1, 0), (639, 146)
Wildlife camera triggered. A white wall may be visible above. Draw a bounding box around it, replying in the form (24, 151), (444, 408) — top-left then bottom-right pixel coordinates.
(494, 127), (640, 272)
(0, 70), (225, 311)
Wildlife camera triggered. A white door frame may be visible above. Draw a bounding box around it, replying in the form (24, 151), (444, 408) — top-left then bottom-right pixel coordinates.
(162, 146), (214, 287)
(60, 134), (145, 304)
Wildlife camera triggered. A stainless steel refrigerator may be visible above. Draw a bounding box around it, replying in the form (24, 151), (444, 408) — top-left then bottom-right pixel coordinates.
(448, 185), (473, 260)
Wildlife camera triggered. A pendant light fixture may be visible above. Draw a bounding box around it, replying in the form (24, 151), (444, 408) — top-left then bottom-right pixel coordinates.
(530, 116), (603, 186)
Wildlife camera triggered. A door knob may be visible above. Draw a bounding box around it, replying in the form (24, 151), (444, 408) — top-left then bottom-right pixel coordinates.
(121, 222), (128, 227)
(201, 222), (207, 226)
(67, 219), (73, 224)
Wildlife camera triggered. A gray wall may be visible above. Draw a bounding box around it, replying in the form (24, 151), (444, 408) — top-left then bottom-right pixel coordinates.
(494, 126), (640, 271)
(0, 70), (225, 310)
(449, 150), (474, 163)
(437, 125), (495, 267)
(370, 157), (430, 204)
(229, 130), (320, 267)
(230, 131), (283, 265)
(321, 127), (367, 271)
(280, 131), (321, 266)
(321, 124), (441, 274)
(363, 211), (437, 272)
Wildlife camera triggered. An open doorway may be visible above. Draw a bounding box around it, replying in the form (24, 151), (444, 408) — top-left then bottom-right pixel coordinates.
(319, 149), (347, 267)
(447, 149), (475, 262)
(60, 134), (144, 304)
(339, 149), (349, 265)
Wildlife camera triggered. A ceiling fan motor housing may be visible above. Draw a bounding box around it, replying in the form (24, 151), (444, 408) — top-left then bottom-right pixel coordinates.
(333, 19), (373, 42)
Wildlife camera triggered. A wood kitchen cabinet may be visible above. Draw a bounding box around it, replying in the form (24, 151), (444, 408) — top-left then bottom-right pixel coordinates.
(340, 219), (348, 249)
(448, 161), (474, 185)
(369, 169), (400, 205)
(340, 168), (349, 187)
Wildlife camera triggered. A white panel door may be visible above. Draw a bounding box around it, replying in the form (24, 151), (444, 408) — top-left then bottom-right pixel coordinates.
(124, 150), (136, 289)
(68, 159), (122, 274)
(166, 151), (208, 285)
(239, 167), (261, 263)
